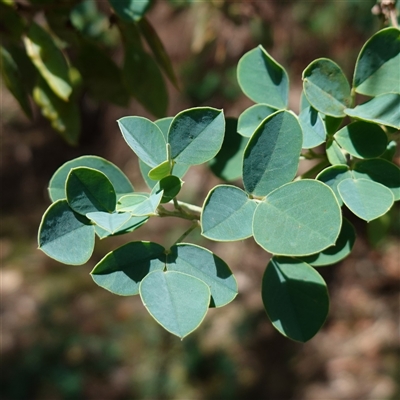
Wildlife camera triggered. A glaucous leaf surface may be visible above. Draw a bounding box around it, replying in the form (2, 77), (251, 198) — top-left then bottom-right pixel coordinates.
(262, 256), (329, 342)
(243, 110), (302, 196)
(140, 270), (210, 339)
(153, 175), (182, 203)
(33, 77), (80, 145)
(168, 107), (225, 165)
(253, 180), (341, 256)
(118, 116), (167, 167)
(302, 58), (352, 117)
(316, 165), (352, 206)
(353, 27), (400, 96)
(66, 167), (116, 215)
(166, 243), (238, 307)
(326, 138), (347, 166)
(86, 211), (131, 234)
(117, 194), (149, 212)
(208, 118), (248, 181)
(123, 46), (168, 118)
(352, 159), (400, 201)
(338, 178), (394, 222)
(0, 47), (32, 118)
(124, 190), (163, 216)
(345, 94), (400, 129)
(38, 200), (95, 265)
(237, 104), (276, 137)
(201, 185), (256, 241)
(138, 17), (178, 88)
(237, 45), (289, 109)
(334, 121), (387, 159)
(299, 104), (326, 149)
(91, 241), (165, 296)
(23, 22), (72, 101)
(109, 0), (151, 21)
(299, 218), (356, 266)
(155, 117), (173, 140)
(48, 155), (133, 202)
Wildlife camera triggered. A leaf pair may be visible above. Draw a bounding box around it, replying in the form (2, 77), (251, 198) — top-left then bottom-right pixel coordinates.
(91, 242), (238, 338)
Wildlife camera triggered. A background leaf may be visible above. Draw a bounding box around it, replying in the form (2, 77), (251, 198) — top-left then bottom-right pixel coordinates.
(166, 244), (238, 308)
(140, 270), (210, 339)
(302, 58), (352, 117)
(91, 241), (165, 296)
(38, 200), (95, 265)
(253, 180), (342, 256)
(316, 165), (352, 205)
(338, 178), (394, 222)
(201, 185), (256, 241)
(109, 0), (152, 22)
(243, 110), (302, 196)
(237, 45), (289, 109)
(326, 138), (347, 166)
(262, 256), (329, 342)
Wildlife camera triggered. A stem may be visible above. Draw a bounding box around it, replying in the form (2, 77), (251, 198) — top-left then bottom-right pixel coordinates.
(175, 201), (202, 215)
(172, 221), (200, 246)
(156, 205), (198, 221)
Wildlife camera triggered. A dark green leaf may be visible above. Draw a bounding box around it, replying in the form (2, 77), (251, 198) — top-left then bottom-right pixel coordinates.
(316, 165), (352, 205)
(154, 175), (182, 203)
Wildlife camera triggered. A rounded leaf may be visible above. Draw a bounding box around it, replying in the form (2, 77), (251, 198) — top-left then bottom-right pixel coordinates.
(353, 27), (400, 96)
(38, 200), (95, 265)
(86, 211), (131, 234)
(168, 107), (225, 165)
(299, 218), (356, 266)
(338, 178), (394, 222)
(334, 121), (387, 159)
(140, 270), (210, 339)
(91, 241), (165, 296)
(326, 138), (347, 166)
(201, 185), (256, 241)
(253, 180), (342, 256)
(316, 165), (352, 205)
(48, 155), (133, 202)
(166, 243), (238, 308)
(66, 167), (116, 214)
(262, 256), (329, 342)
(302, 58), (352, 117)
(237, 45), (289, 109)
(299, 105), (326, 149)
(243, 110), (302, 196)
(237, 104), (276, 137)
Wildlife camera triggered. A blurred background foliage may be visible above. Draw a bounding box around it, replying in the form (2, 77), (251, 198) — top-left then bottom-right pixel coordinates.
(1, 0), (400, 399)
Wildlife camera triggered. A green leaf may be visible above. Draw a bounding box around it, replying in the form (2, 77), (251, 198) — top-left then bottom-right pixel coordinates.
(138, 17), (178, 88)
(168, 107), (225, 165)
(91, 241), (165, 296)
(0, 2), (25, 40)
(338, 178), (394, 222)
(117, 194), (149, 212)
(353, 27), (400, 96)
(66, 167), (116, 215)
(299, 218), (356, 266)
(262, 256), (329, 342)
(316, 165), (352, 206)
(302, 58), (352, 117)
(201, 185), (256, 241)
(118, 116), (167, 167)
(326, 138), (347, 166)
(154, 175), (182, 203)
(237, 104), (276, 137)
(38, 200), (95, 265)
(299, 104), (326, 149)
(253, 180), (342, 256)
(344, 94), (400, 130)
(208, 118), (248, 181)
(75, 42), (129, 107)
(140, 270), (210, 339)
(148, 160), (171, 181)
(166, 243), (237, 308)
(323, 115), (343, 136)
(23, 22), (72, 101)
(155, 117), (173, 140)
(0, 46), (32, 118)
(334, 121), (387, 159)
(33, 77), (80, 145)
(95, 215), (148, 239)
(381, 140), (397, 162)
(123, 46), (168, 118)
(352, 159), (400, 201)
(237, 45), (289, 109)
(109, 0), (151, 21)
(86, 211), (131, 234)
(243, 110), (302, 197)
(122, 190), (162, 216)
(48, 155), (134, 202)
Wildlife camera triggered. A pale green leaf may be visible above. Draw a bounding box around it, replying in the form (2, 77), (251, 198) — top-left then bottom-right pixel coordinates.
(86, 211), (131, 234)
(237, 104), (275, 137)
(316, 165), (352, 205)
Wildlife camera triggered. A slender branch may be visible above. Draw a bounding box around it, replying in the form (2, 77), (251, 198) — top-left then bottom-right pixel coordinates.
(175, 201), (202, 215)
(172, 221), (200, 246)
(156, 205), (198, 221)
